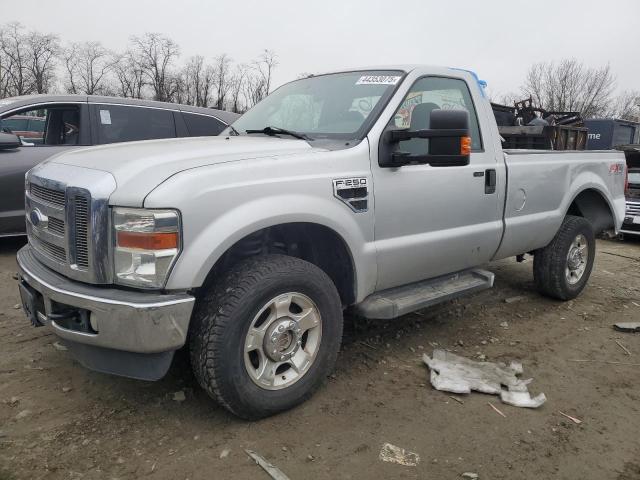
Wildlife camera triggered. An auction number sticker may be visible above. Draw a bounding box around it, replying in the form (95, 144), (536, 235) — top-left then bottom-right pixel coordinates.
(356, 75), (401, 85)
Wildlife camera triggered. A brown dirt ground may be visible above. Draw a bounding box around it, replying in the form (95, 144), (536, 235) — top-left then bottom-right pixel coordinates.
(1, 236), (639, 480)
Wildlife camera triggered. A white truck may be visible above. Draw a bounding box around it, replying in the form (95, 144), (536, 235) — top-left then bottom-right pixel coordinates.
(16, 66), (627, 419)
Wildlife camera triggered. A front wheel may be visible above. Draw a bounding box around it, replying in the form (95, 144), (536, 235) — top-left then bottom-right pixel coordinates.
(533, 215), (595, 300)
(189, 254), (343, 419)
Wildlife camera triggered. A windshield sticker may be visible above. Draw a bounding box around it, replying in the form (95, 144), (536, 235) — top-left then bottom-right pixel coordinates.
(99, 109), (112, 125)
(356, 75), (401, 86)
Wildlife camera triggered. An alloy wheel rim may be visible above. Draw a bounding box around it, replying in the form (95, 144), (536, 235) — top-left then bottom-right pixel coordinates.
(565, 233), (588, 285)
(244, 292), (322, 390)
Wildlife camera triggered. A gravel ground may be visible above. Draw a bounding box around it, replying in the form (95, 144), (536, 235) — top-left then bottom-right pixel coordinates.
(1, 236), (639, 480)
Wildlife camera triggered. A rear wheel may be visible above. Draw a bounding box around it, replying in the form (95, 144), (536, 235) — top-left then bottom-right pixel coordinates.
(533, 215), (595, 300)
(189, 254), (343, 419)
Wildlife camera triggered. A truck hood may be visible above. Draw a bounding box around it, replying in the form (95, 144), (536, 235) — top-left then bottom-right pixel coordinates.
(48, 135), (319, 206)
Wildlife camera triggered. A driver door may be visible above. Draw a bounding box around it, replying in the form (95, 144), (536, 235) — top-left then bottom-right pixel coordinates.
(371, 76), (504, 290)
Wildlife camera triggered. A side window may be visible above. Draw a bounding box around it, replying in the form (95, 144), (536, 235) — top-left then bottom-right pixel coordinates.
(96, 105), (176, 144)
(182, 113), (226, 137)
(392, 77), (483, 154)
(0, 106), (80, 146)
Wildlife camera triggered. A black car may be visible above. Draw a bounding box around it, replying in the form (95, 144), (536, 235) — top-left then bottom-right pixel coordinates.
(0, 95), (239, 236)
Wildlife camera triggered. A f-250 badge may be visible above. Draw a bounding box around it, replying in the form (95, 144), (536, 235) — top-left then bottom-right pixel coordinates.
(332, 177), (369, 213)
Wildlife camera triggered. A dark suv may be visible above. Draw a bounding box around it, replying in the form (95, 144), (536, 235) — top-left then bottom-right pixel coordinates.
(0, 95), (239, 236)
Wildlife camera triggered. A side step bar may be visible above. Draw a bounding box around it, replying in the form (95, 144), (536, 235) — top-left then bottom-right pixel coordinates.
(354, 269), (495, 320)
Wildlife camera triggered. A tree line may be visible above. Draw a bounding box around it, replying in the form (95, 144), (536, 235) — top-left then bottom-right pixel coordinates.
(493, 59), (640, 122)
(0, 22), (277, 113)
(1, 22), (639, 121)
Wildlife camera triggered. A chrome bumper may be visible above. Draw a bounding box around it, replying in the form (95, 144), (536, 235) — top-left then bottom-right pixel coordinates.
(17, 245), (195, 354)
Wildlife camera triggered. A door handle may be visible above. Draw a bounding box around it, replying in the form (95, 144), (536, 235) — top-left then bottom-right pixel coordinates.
(485, 169), (496, 194)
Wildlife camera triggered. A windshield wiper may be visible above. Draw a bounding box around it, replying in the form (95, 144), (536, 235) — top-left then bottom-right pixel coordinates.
(245, 126), (312, 141)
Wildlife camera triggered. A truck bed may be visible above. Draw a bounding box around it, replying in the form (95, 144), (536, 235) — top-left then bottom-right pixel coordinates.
(494, 149), (627, 260)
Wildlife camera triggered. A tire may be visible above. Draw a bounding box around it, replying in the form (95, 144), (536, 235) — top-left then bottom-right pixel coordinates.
(189, 254), (343, 419)
(533, 215), (595, 300)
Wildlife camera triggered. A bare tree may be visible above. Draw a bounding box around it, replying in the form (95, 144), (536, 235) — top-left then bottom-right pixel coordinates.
(243, 71), (267, 109)
(0, 23), (32, 96)
(181, 55), (215, 107)
(521, 59), (616, 118)
(255, 49), (278, 96)
(130, 33), (180, 102)
(606, 90), (640, 122)
(242, 50), (278, 109)
(63, 41), (113, 95)
(112, 51), (146, 99)
(213, 54), (232, 110)
(26, 30), (59, 94)
(229, 63), (248, 113)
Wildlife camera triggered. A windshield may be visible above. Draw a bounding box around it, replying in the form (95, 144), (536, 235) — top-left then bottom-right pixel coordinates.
(231, 70), (404, 141)
(629, 171), (640, 184)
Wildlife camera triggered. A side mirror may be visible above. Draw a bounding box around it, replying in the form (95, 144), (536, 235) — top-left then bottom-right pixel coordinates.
(0, 132), (21, 150)
(380, 109), (471, 168)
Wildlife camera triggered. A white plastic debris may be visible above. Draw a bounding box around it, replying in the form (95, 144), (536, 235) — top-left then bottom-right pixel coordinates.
(614, 322), (640, 333)
(245, 450), (290, 480)
(379, 443), (420, 466)
(423, 350), (546, 408)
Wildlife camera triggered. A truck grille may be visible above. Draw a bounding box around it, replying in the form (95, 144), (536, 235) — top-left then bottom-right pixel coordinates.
(27, 183), (92, 272)
(25, 164), (115, 285)
(74, 196), (89, 268)
(47, 217), (65, 236)
(30, 183), (66, 207)
(33, 236), (67, 263)
(626, 201), (640, 217)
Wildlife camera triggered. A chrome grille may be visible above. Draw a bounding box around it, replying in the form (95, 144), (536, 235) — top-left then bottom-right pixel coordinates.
(626, 201), (640, 217)
(30, 183), (65, 207)
(26, 163), (116, 284)
(33, 237), (66, 263)
(47, 217), (65, 236)
(74, 196), (89, 268)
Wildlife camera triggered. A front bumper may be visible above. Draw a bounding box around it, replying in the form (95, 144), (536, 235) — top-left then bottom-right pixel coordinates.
(17, 245), (195, 379)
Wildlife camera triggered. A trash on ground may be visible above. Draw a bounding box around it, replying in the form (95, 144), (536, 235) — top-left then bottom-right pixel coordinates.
(504, 295), (525, 304)
(615, 340), (632, 355)
(15, 409), (31, 420)
(423, 350), (546, 408)
(172, 391), (186, 402)
(613, 322), (640, 333)
(461, 473), (479, 479)
(52, 342), (68, 352)
(220, 448), (230, 459)
(488, 402), (507, 417)
(245, 450), (291, 480)
(558, 411), (582, 424)
(379, 443), (420, 466)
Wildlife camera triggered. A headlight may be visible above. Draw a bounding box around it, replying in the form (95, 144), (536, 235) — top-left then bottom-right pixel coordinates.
(112, 207), (181, 288)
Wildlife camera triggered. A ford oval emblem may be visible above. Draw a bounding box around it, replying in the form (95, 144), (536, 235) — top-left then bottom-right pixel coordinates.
(30, 208), (48, 229)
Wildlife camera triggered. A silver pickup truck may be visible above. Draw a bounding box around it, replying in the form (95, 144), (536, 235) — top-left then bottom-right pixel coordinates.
(17, 66), (627, 419)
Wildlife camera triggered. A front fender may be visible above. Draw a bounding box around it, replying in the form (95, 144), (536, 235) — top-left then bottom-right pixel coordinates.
(167, 193), (376, 300)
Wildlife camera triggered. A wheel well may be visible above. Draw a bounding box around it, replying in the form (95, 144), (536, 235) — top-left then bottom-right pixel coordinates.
(200, 223), (356, 306)
(566, 189), (615, 234)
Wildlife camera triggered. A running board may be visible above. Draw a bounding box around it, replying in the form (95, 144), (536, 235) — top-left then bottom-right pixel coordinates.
(354, 269), (495, 320)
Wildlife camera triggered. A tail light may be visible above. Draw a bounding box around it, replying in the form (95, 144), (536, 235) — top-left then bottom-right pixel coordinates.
(625, 164), (629, 195)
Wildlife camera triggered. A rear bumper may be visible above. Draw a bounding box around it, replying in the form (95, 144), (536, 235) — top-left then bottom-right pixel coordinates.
(17, 245), (195, 379)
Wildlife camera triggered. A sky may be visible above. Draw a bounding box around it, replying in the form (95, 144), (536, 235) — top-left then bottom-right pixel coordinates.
(5, 0), (640, 97)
